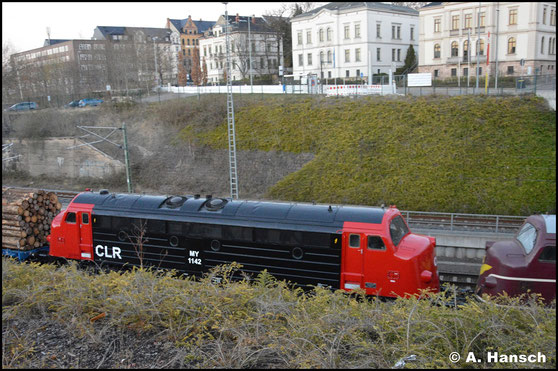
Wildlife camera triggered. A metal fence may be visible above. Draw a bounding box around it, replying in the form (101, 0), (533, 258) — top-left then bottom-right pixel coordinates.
(396, 73), (556, 97)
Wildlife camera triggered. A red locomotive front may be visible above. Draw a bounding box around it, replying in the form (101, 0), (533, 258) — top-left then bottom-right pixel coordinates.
(340, 206), (439, 298)
(476, 214), (556, 303)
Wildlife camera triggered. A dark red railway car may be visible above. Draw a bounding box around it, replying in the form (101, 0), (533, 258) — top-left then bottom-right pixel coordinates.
(476, 214), (556, 303)
(47, 190), (439, 298)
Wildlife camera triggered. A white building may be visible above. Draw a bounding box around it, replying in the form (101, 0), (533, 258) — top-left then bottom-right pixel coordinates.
(290, 2), (419, 82)
(199, 14), (284, 84)
(419, 2), (556, 78)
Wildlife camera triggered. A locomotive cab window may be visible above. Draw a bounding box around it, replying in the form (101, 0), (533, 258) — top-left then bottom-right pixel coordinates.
(390, 216), (409, 247)
(538, 245), (556, 262)
(82, 213), (89, 224)
(368, 236), (386, 250)
(516, 223), (537, 254)
(349, 234), (360, 248)
(65, 212), (76, 224)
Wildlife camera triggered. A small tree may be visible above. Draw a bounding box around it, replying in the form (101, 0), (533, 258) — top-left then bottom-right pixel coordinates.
(396, 44), (417, 75)
(191, 47), (202, 85)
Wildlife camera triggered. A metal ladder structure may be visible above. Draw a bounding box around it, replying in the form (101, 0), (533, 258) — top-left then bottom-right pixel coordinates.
(224, 3), (239, 199)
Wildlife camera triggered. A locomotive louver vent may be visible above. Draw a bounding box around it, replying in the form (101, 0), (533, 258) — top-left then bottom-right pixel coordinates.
(99, 189), (109, 195)
(205, 198), (227, 211)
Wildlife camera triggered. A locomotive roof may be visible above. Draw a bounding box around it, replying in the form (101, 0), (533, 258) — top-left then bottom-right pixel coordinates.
(72, 191), (387, 231)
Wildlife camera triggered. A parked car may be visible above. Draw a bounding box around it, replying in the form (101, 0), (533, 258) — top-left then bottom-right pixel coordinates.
(6, 102), (38, 111)
(78, 98), (103, 107)
(65, 100), (81, 108)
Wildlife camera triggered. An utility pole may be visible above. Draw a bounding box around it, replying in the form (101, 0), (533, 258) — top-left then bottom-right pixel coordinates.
(494, 3), (500, 90)
(248, 14), (253, 93)
(153, 36), (160, 103)
(475, 2), (481, 93)
(224, 2), (239, 199)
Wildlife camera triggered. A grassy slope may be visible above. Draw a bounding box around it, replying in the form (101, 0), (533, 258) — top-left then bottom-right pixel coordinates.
(190, 95), (555, 215)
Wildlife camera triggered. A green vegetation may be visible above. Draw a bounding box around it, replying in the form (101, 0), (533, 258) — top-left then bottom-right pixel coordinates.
(180, 95), (555, 215)
(2, 258), (555, 368)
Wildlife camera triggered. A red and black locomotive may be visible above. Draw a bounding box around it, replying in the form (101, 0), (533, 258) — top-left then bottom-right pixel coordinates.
(46, 190), (439, 298)
(476, 214), (556, 303)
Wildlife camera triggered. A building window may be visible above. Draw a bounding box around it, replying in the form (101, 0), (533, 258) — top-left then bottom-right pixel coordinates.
(551, 9), (556, 26)
(319, 28), (324, 42)
(463, 40), (469, 60)
(451, 41), (459, 57)
(355, 48), (361, 62)
(327, 27), (332, 41)
(345, 49), (350, 62)
(307, 53), (312, 65)
(392, 25), (396, 39)
(543, 7), (547, 24)
(464, 14), (472, 29)
(297, 31), (302, 45)
(434, 44), (441, 58)
(327, 50), (332, 63)
(479, 12), (486, 27)
(410, 26), (414, 40)
(451, 68), (457, 76)
(434, 18), (441, 33)
(356, 69), (360, 77)
(298, 54), (303, 66)
(541, 37), (545, 54)
(452, 15), (459, 30)
(392, 48), (395, 61)
(509, 8), (518, 25)
(377, 47), (381, 61)
(307, 30), (312, 44)
(344, 25), (350, 39)
(507, 66), (514, 75)
(463, 67), (468, 76)
(355, 24), (361, 38)
(477, 39), (485, 55)
(507, 37), (516, 54)
(397, 25), (401, 39)
(346, 70), (350, 77)
(320, 51), (324, 63)
(434, 69), (439, 77)
(376, 23), (381, 38)
(397, 49), (401, 61)
(328, 71), (332, 78)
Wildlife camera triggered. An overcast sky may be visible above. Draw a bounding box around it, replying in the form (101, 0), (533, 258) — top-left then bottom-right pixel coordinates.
(2, 2), (305, 53)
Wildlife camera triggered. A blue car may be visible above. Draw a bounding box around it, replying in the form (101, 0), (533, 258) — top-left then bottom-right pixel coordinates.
(6, 102), (38, 111)
(79, 98), (103, 107)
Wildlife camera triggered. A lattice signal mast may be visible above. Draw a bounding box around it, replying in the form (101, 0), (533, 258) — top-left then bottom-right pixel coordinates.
(224, 2), (239, 199)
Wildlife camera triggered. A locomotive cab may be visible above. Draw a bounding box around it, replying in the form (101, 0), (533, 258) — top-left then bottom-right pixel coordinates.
(47, 197), (94, 260)
(476, 214), (556, 303)
(340, 206), (439, 298)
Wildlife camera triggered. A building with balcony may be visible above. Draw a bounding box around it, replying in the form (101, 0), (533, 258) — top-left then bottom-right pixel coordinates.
(290, 2), (419, 81)
(198, 14), (284, 84)
(93, 26), (176, 88)
(419, 2), (556, 79)
(166, 16), (215, 84)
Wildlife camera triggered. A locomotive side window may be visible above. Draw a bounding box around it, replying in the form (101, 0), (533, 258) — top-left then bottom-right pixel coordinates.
(516, 223), (537, 254)
(65, 212), (76, 224)
(147, 219), (166, 235)
(93, 215), (112, 230)
(368, 236), (386, 250)
(390, 216), (409, 247)
(349, 234), (360, 248)
(190, 223), (222, 239)
(303, 232), (330, 248)
(82, 213), (89, 224)
(168, 222), (183, 236)
(538, 246), (556, 262)
(222, 226), (253, 242)
(254, 228), (281, 245)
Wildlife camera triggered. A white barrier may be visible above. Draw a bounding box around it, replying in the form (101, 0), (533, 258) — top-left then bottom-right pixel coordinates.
(160, 83), (397, 96)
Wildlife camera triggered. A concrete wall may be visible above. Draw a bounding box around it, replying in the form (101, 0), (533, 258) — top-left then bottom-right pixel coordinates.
(2, 137), (125, 179)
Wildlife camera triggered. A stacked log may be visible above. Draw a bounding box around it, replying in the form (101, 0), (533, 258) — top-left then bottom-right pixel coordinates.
(2, 188), (62, 251)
